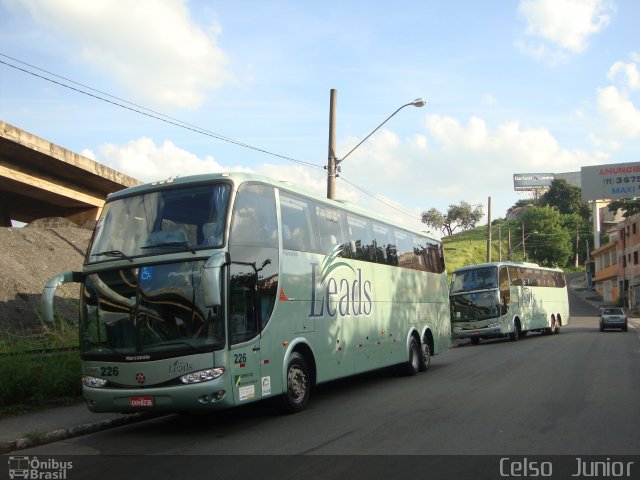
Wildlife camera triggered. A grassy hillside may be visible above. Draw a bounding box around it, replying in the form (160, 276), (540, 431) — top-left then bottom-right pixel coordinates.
(442, 224), (515, 274)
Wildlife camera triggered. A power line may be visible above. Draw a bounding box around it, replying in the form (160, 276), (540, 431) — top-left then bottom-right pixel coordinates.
(339, 175), (424, 223)
(0, 53), (324, 170)
(1, 53), (429, 218)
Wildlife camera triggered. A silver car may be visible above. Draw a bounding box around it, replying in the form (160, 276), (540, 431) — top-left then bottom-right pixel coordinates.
(600, 307), (628, 332)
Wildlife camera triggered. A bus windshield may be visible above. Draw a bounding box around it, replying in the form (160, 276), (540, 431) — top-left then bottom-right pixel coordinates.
(80, 261), (225, 358)
(450, 290), (502, 321)
(450, 266), (498, 293)
(88, 183), (230, 262)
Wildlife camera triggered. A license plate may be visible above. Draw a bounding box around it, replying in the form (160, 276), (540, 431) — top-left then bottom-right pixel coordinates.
(129, 396), (154, 407)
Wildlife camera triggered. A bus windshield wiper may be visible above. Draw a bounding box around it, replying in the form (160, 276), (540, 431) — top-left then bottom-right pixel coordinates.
(141, 242), (196, 253)
(92, 250), (133, 262)
(145, 341), (204, 353)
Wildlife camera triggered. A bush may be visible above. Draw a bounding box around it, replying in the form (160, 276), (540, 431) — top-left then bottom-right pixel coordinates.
(0, 320), (81, 413)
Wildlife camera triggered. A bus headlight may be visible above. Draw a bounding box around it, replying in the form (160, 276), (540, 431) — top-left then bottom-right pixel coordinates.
(179, 367), (225, 384)
(82, 376), (108, 388)
(487, 322), (500, 328)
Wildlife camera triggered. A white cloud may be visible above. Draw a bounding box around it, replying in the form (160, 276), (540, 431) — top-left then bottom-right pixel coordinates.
(96, 137), (247, 182)
(92, 111), (606, 227)
(4, 0), (231, 108)
(336, 114), (604, 220)
(483, 94), (497, 107)
(517, 0), (613, 60)
(597, 85), (640, 138)
(608, 61), (640, 91)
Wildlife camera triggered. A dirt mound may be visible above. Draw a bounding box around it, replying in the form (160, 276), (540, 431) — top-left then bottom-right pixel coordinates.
(0, 220), (92, 333)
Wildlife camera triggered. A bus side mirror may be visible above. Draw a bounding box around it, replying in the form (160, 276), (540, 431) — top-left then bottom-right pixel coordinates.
(202, 253), (227, 307)
(42, 271), (85, 323)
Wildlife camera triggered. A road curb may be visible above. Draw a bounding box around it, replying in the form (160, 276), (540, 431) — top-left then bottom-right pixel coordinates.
(0, 413), (155, 454)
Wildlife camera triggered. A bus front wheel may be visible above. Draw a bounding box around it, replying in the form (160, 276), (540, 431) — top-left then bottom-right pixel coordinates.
(280, 352), (310, 414)
(509, 322), (521, 342)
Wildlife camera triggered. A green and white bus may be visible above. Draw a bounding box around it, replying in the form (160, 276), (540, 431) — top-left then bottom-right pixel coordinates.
(42, 173), (451, 413)
(449, 261), (569, 345)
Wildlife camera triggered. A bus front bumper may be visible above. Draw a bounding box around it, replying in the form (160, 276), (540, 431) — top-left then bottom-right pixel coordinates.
(452, 326), (502, 340)
(82, 378), (234, 413)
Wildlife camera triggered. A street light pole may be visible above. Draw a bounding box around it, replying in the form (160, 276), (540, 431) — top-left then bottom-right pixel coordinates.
(326, 89), (338, 200)
(326, 89), (426, 200)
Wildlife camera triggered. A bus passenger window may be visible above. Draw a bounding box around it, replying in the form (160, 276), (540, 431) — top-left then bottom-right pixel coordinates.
(316, 204), (345, 254)
(230, 183), (278, 248)
(346, 215), (375, 263)
(280, 193), (315, 251)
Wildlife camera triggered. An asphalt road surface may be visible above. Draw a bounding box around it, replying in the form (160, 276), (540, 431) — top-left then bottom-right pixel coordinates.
(15, 281), (640, 478)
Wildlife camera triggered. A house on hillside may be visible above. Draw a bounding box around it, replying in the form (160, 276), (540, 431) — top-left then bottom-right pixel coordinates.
(592, 211), (640, 308)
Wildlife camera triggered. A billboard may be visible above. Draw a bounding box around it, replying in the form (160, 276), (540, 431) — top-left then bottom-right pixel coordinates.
(513, 173), (554, 191)
(581, 162), (640, 201)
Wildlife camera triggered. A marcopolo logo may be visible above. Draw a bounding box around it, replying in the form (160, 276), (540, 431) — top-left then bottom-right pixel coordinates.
(8, 456), (73, 479)
(309, 246), (373, 318)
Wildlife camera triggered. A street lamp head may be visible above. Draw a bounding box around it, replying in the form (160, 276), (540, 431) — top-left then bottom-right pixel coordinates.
(411, 98), (427, 108)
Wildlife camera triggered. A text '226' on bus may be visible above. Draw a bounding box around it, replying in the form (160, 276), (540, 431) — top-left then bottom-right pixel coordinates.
(42, 172), (451, 413)
(449, 262), (569, 345)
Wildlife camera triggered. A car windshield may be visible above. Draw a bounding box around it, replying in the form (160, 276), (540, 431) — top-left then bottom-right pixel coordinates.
(603, 308), (624, 315)
(88, 183), (230, 262)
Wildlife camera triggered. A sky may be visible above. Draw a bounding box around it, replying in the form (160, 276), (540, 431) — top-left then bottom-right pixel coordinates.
(1, 0), (639, 234)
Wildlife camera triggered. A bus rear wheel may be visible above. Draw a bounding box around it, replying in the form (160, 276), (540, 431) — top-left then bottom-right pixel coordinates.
(419, 339), (431, 371)
(279, 352), (310, 414)
(404, 337), (420, 376)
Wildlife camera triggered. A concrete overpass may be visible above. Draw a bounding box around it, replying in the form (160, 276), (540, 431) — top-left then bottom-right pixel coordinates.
(0, 120), (141, 226)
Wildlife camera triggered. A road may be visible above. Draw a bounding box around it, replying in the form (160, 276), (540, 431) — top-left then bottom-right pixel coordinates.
(15, 282), (640, 477)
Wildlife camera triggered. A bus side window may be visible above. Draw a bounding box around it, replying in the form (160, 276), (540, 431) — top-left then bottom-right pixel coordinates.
(316, 204), (345, 254)
(395, 230), (416, 269)
(346, 214), (376, 263)
(499, 266), (510, 310)
(280, 193), (315, 251)
(373, 223), (394, 265)
(230, 184), (278, 248)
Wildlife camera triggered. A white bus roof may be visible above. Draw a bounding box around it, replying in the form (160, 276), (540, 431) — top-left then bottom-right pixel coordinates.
(105, 172), (440, 241)
(451, 261), (564, 274)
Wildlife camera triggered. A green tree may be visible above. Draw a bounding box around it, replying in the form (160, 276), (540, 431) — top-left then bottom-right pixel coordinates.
(607, 198), (640, 217)
(507, 198), (537, 216)
(518, 206), (573, 267)
(539, 179), (590, 221)
(422, 201), (484, 236)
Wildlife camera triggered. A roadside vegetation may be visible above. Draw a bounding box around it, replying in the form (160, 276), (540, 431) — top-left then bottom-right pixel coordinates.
(0, 318), (81, 416)
(434, 179), (595, 271)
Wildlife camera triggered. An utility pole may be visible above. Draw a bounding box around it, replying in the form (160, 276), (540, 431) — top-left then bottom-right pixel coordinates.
(575, 224), (579, 267)
(326, 89), (337, 200)
(325, 89), (425, 200)
(486, 196), (492, 263)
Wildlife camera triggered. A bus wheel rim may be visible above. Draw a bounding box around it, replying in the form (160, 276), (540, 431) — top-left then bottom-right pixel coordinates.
(288, 366), (307, 401)
(421, 343), (430, 366)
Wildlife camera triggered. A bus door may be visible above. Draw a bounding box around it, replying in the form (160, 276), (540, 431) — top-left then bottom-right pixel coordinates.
(227, 182), (279, 405)
(228, 263), (263, 405)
